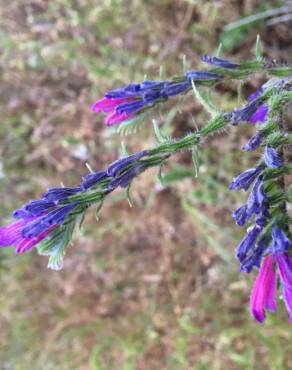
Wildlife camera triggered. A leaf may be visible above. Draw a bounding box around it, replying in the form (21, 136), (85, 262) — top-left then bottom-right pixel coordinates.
(117, 113), (148, 136)
(191, 145), (200, 178)
(157, 163), (165, 186)
(152, 119), (167, 143)
(216, 43), (223, 57)
(120, 141), (129, 157)
(126, 184), (133, 207)
(191, 80), (218, 117)
(37, 222), (76, 270)
(255, 34), (263, 60)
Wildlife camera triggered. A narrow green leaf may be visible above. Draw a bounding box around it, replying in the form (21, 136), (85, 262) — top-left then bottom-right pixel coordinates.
(191, 145), (200, 178)
(152, 119), (167, 143)
(216, 43), (223, 57)
(120, 141), (129, 157)
(191, 80), (218, 117)
(126, 184), (133, 207)
(157, 163), (165, 186)
(255, 34), (263, 60)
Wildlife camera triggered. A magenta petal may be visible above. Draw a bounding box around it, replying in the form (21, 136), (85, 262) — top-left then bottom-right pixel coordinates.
(0, 220), (25, 247)
(105, 112), (133, 126)
(275, 252), (292, 289)
(92, 97), (131, 114)
(282, 286), (292, 324)
(249, 105), (268, 124)
(15, 227), (55, 254)
(250, 255), (276, 323)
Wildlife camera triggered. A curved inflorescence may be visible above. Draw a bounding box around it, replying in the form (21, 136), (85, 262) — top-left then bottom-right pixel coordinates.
(1, 52), (291, 324)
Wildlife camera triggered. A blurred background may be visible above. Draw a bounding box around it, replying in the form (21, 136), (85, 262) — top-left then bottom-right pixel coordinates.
(0, 1), (292, 369)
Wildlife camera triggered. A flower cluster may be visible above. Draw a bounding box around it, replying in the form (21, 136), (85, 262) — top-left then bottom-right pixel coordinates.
(92, 71), (222, 126)
(1, 52), (291, 325)
(229, 92), (292, 323)
(0, 150), (159, 269)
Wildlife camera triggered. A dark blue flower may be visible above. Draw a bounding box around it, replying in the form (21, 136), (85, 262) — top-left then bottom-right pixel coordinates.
(43, 187), (81, 202)
(107, 163), (146, 190)
(264, 146), (283, 168)
(236, 224), (262, 262)
(13, 200), (55, 219)
(162, 81), (191, 97)
(229, 166), (263, 191)
(232, 205), (250, 227)
(201, 55), (239, 69)
(246, 177), (267, 216)
(231, 99), (262, 125)
(185, 70), (222, 81)
(107, 150), (149, 177)
(271, 226), (291, 253)
(142, 89), (165, 103)
(240, 237), (268, 273)
(22, 203), (77, 238)
(116, 100), (146, 115)
(242, 132), (263, 151)
(81, 171), (109, 190)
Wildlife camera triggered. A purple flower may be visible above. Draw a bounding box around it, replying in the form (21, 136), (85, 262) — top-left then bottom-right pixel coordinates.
(43, 187), (81, 202)
(240, 237), (267, 273)
(247, 88), (268, 124)
(232, 177), (267, 227)
(236, 224), (262, 262)
(264, 146), (283, 168)
(249, 105), (268, 124)
(250, 227), (292, 323)
(107, 151), (149, 177)
(229, 166), (263, 191)
(22, 203), (77, 238)
(242, 132), (263, 152)
(161, 81), (191, 97)
(92, 96), (137, 126)
(232, 204), (249, 227)
(0, 219), (57, 253)
(92, 97), (134, 113)
(81, 171), (109, 190)
(185, 70), (222, 81)
(115, 100), (146, 115)
(107, 163), (146, 190)
(231, 99), (263, 126)
(13, 199), (55, 219)
(246, 177), (267, 216)
(271, 226), (291, 253)
(250, 255), (277, 323)
(201, 55), (239, 69)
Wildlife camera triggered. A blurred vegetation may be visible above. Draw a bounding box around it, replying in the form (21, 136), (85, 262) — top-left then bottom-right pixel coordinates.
(0, 0), (292, 369)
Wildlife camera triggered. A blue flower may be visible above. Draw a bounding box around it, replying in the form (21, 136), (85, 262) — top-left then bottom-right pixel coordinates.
(264, 146), (283, 168)
(185, 70), (222, 81)
(236, 224), (262, 262)
(13, 200), (55, 219)
(81, 171), (109, 190)
(162, 81), (191, 97)
(116, 100), (146, 115)
(231, 99), (262, 126)
(242, 132), (263, 151)
(271, 226), (291, 253)
(43, 187), (81, 202)
(107, 150), (149, 177)
(232, 205), (250, 227)
(107, 163), (146, 190)
(22, 203), (77, 238)
(240, 236), (268, 273)
(201, 55), (239, 69)
(229, 166), (263, 191)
